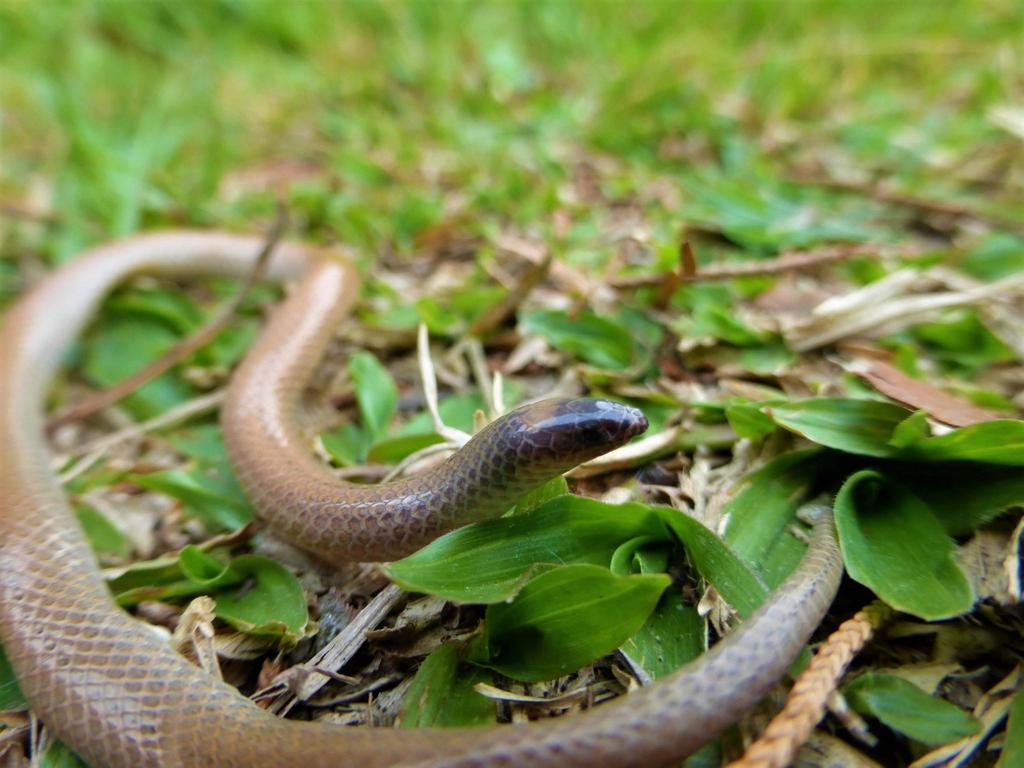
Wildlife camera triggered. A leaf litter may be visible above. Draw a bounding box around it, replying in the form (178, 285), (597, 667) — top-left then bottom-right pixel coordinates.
(1, 4), (1023, 766)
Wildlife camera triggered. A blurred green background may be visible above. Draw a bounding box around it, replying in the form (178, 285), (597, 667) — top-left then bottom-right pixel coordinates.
(1, 0), (1021, 270)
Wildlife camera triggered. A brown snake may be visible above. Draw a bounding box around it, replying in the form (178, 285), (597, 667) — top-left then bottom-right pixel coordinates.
(0, 232), (844, 767)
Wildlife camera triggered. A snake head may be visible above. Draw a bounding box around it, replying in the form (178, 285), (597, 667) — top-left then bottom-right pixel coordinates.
(505, 397), (648, 473)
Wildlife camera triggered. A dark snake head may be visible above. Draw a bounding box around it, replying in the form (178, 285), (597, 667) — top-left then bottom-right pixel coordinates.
(502, 398), (649, 476)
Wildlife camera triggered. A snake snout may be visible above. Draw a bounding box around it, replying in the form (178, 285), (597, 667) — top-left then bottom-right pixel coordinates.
(516, 398), (648, 462)
(578, 398), (648, 447)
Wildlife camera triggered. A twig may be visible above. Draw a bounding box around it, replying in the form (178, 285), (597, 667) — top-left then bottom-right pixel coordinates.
(729, 602), (894, 768)
(610, 242), (913, 288)
(0, 201), (61, 224)
(417, 323), (471, 445)
(788, 271), (1024, 351)
(468, 246), (552, 336)
(791, 174), (1024, 234)
(257, 584), (405, 715)
(47, 207), (288, 430)
(57, 389), (226, 466)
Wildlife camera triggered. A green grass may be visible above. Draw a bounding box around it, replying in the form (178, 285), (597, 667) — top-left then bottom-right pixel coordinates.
(2, 1), (1021, 265)
(1, 2), (1022, 766)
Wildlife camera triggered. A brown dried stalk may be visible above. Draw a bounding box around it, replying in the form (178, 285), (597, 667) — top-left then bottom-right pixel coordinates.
(729, 601), (894, 768)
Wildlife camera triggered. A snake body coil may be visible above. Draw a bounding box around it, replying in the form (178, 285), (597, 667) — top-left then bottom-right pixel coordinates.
(0, 232), (844, 767)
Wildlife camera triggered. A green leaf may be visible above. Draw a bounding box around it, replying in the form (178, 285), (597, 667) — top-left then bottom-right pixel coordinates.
(767, 398), (912, 458)
(367, 431), (445, 463)
(394, 393), (488, 436)
(768, 399), (1024, 466)
(401, 643), (495, 727)
(844, 673), (981, 746)
(81, 317), (193, 419)
(75, 503), (131, 558)
(104, 286), (202, 333)
(724, 401), (778, 440)
(1001, 688), (1024, 768)
(131, 466), (252, 531)
(682, 174), (881, 250)
(889, 410), (930, 448)
(959, 233), (1024, 281)
(349, 350), (398, 439)
(110, 547), (308, 642)
(910, 311), (1014, 374)
(174, 549), (308, 639)
(510, 476), (569, 515)
(521, 309), (635, 370)
(683, 302), (765, 347)
(835, 471), (974, 620)
(164, 423), (231, 462)
(38, 740), (89, 768)
(320, 422), (371, 466)
(620, 589), (705, 680)
(480, 564), (670, 682)
(652, 506), (769, 618)
(910, 420), (1024, 465)
(387, 496), (670, 604)
(895, 462), (1024, 535)
(723, 449), (843, 587)
(0, 643), (28, 711)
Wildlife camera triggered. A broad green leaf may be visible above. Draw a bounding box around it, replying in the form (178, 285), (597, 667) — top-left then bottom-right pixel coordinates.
(910, 420), (1024, 465)
(107, 553), (190, 599)
(652, 507), (769, 618)
(769, 398), (1024, 466)
(394, 393), (488, 436)
(724, 401), (778, 440)
(75, 503), (131, 558)
(38, 741), (89, 768)
(959, 233), (1024, 281)
(767, 398), (911, 458)
(201, 321), (259, 369)
(521, 309), (635, 370)
(0, 643), (27, 710)
(895, 462), (1024, 535)
(682, 174), (881, 250)
(401, 643), (495, 727)
(1001, 689), (1024, 768)
(387, 496), (670, 603)
(835, 471), (974, 620)
(164, 423), (230, 462)
(367, 431), (445, 463)
(889, 410), (930, 448)
(480, 564), (670, 682)
(349, 350), (398, 439)
(82, 317), (193, 419)
(680, 302), (765, 347)
(510, 476), (569, 515)
(723, 449), (844, 587)
(176, 548), (308, 640)
(911, 311), (1014, 374)
(131, 466), (252, 531)
(110, 547), (308, 642)
(738, 341), (796, 374)
(610, 538), (670, 577)
(844, 673), (980, 746)
(103, 286), (202, 333)
(415, 297), (466, 336)
(620, 589), (705, 680)
(321, 422), (371, 466)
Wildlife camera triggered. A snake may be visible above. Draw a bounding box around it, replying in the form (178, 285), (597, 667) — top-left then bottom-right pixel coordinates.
(0, 231), (844, 767)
